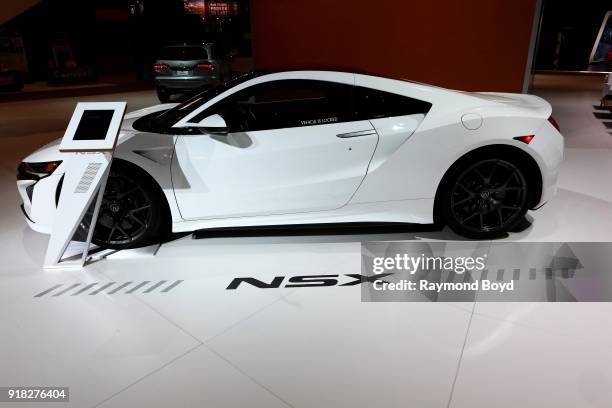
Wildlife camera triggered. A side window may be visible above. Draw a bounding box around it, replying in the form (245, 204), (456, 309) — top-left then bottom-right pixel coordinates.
(355, 86), (432, 120)
(192, 79), (354, 132)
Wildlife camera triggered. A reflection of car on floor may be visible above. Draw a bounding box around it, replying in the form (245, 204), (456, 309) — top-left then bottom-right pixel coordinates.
(153, 43), (229, 103)
(17, 70), (564, 249)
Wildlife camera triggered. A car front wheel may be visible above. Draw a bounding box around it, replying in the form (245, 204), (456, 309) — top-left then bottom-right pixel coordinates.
(79, 162), (167, 249)
(441, 157), (530, 239)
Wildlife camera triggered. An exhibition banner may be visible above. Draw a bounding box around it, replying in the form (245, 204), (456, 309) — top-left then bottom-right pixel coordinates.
(361, 241), (612, 302)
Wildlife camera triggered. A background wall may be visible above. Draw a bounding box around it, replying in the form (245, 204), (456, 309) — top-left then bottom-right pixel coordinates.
(251, 0), (537, 92)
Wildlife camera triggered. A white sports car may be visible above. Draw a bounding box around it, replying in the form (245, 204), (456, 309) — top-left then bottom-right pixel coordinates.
(17, 71), (564, 248)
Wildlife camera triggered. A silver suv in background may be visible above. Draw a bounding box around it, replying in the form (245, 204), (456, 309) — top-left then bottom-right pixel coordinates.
(153, 43), (230, 102)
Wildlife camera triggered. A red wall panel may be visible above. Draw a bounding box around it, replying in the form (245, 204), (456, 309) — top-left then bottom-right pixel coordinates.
(251, 0), (537, 92)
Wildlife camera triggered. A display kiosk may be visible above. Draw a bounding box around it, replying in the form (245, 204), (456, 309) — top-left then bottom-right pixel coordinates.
(43, 102), (127, 269)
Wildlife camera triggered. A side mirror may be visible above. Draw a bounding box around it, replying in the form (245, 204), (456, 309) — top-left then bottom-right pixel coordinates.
(194, 114), (228, 135)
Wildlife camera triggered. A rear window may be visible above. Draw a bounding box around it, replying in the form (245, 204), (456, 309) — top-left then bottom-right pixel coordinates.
(159, 46), (208, 61)
(354, 87), (432, 119)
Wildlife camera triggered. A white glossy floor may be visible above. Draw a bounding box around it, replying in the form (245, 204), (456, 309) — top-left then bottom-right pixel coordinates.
(1, 75), (612, 407)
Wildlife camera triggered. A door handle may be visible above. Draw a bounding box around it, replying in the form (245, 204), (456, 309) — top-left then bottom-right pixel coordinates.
(336, 130), (377, 138)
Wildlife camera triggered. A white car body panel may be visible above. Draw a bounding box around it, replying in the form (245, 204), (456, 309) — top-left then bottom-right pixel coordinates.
(172, 120), (379, 220)
(17, 71), (564, 237)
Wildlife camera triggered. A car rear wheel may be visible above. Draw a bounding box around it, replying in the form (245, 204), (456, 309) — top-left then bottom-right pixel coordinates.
(157, 86), (170, 103)
(79, 162), (167, 249)
(441, 157), (530, 239)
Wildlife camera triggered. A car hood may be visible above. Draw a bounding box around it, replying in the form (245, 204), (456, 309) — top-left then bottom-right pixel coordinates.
(121, 102), (178, 131)
(22, 102), (178, 164)
(123, 102), (178, 121)
(24, 138), (63, 163)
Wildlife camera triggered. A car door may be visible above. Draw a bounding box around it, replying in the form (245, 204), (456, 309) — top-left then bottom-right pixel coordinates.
(171, 78), (379, 220)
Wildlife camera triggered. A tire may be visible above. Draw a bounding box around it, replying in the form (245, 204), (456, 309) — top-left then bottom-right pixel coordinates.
(13, 73), (24, 91)
(0, 73), (23, 91)
(157, 87), (170, 103)
(80, 161), (168, 250)
(440, 154), (531, 239)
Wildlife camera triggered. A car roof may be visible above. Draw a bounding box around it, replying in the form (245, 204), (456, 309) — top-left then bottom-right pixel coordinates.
(250, 68), (443, 89)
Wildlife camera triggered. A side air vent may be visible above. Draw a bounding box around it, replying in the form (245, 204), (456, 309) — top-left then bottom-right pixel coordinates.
(74, 163), (102, 194)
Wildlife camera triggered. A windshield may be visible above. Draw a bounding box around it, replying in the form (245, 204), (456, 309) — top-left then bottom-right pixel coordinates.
(140, 71), (265, 132)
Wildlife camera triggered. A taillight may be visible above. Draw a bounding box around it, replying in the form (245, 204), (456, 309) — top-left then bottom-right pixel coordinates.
(153, 63), (169, 71)
(548, 116), (560, 132)
(514, 135), (535, 144)
(197, 62), (214, 71)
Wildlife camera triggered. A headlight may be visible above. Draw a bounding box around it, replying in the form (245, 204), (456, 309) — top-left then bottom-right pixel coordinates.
(17, 161), (62, 181)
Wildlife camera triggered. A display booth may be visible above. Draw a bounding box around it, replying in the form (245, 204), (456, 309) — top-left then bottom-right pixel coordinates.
(43, 102), (127, 269)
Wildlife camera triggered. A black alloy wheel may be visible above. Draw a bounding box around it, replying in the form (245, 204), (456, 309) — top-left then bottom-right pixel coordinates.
(78, 163), (166, 249)
(443, 158), (530, 238)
